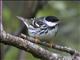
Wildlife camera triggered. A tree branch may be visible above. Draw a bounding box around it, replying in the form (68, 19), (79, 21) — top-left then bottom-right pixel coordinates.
(0, 31), (63, 60)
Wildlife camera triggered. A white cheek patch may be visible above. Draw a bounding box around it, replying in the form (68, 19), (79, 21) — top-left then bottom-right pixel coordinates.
(44, 20), (57, 26)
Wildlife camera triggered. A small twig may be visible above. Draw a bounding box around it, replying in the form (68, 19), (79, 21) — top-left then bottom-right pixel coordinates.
(20, 33), (80, 56)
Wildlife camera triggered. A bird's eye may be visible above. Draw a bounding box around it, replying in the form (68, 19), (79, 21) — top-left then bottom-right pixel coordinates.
(45, 16), (59, 22)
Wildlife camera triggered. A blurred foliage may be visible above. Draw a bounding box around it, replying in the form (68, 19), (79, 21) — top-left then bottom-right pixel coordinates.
(2, 1), (80, 60)
(3, 6), (20, 33)
(4, 47), (19, 60)
(25, 52), (39, 60)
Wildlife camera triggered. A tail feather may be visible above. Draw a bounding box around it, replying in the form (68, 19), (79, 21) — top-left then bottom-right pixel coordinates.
(16, 16), (29, 27)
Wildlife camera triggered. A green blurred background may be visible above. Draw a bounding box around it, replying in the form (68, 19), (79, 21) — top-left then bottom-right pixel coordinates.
(2, 1), (80, 60)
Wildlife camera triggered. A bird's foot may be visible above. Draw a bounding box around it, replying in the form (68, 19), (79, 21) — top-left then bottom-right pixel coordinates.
(34, 36), (40, 43)
(47, 42), (53, 48)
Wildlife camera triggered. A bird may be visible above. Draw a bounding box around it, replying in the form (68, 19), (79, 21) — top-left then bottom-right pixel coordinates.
(17, 16), (59, 43)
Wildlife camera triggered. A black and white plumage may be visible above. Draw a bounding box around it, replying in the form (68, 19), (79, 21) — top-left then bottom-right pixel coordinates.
(17, 16), (59, 42)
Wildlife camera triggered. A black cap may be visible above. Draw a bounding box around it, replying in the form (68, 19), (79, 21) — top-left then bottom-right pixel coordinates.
(45, 16), (59, 22)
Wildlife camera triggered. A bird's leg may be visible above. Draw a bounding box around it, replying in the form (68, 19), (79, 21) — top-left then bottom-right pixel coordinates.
(47, 42), (53, 48)
(34, 35), (41, 43)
